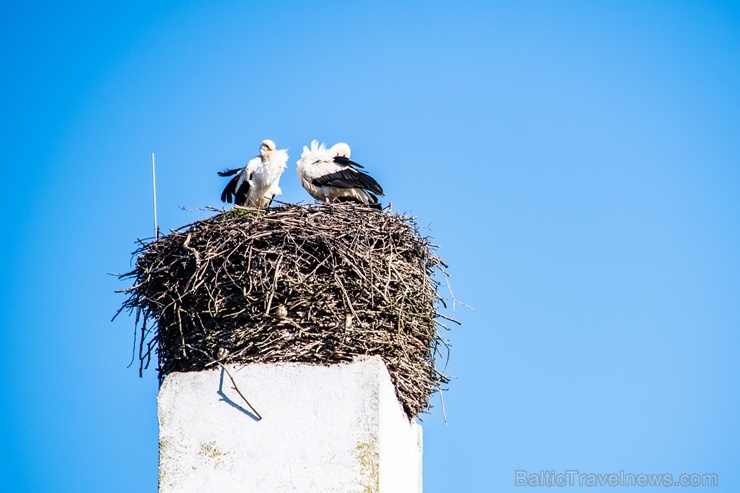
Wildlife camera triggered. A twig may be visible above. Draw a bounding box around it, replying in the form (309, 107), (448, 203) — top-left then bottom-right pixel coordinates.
(443, 274), (474, 312)
(189, 346), (263, 420)
(182, 233), (201, 268)
(218, 362), (263, 421)
(439, 388), (448, 426)
(264, 255), (283, 316)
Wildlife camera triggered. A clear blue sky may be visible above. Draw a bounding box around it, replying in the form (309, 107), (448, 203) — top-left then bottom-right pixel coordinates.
(2, 1), (739, 491)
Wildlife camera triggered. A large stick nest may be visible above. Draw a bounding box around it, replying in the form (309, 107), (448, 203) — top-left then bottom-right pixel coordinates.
(117, 204), (455, 418)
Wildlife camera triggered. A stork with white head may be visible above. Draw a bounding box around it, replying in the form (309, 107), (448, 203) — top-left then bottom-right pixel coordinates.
(218, 139), (288, 208)
(296, 140), (384, 208)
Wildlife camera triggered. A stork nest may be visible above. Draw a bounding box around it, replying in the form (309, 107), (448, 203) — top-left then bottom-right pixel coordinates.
(117, 204), (455, 418)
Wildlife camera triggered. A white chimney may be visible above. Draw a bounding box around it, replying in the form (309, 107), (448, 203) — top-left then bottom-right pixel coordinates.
(158, 356), (422, 492)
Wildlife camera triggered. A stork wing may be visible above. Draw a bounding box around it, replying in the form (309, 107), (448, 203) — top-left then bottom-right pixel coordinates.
(312, 169), (384, 196)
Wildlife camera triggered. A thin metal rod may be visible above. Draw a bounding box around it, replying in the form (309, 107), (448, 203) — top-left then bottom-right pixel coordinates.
(151, 152), (159, 239)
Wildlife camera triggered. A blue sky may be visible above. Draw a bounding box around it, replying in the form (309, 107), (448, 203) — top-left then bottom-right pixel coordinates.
(2, 1), (739, 491)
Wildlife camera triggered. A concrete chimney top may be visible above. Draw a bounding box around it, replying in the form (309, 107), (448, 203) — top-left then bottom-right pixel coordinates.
(158, 356), (422, 493)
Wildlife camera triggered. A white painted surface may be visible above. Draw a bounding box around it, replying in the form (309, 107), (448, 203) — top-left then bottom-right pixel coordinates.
(158, 356), (422, 493)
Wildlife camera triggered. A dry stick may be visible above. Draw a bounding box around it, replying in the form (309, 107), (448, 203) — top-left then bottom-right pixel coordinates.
(334, 273), (361, 327)
(438, 388), (448, 426)
(176, 309), (187, 357)
(138, 316), (147, 377)
(190, 347), (263, 420)
(443, 273), (473, 312)
(182, 233), (202, 268)
(436, 312), (461, 325)
(126, 308), (140, 369)
(264, 255), (283, 316)
(219, 362), (263, 420)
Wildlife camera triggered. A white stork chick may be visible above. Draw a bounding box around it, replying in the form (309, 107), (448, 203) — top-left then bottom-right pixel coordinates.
(296, 140), (384, 208)
(218, 139), (288, 208)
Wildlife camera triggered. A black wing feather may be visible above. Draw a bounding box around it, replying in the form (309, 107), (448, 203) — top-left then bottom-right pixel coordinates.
(312, 169), (384, 196)
(234, 176), (251, 206)
(220, 175), (239, 203)
(333, 156), (364, 169)
(335, 194), (381, 209)
(217, 168), (241, 177)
